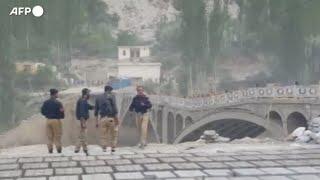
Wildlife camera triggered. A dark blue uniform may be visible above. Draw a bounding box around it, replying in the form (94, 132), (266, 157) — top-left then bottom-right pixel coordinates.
(41, 98), (64, 119)
(129, 95), (152, 114)
(94, 92), (118, 118)
(76, 98), (94, 120)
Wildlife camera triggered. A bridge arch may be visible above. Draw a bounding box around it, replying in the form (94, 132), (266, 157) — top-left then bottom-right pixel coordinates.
(174, 111), (283, 144)
(167, 112), (175, 143)
(175, 114), (183, 135)
(267, 111), (283, 127)
(287, 112), (308, 134)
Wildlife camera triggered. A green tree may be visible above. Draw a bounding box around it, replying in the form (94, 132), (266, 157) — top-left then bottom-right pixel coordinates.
(0, 0), (18, 123)
(33, 66), (57, 88)
(235, 0), (320, 83)
(117, 31), (141, 46)
(173, 0), (231, 95)
(0, 0), (119, 125)
(174, 0), (207, 95)
(154, 18), (182, 53)
(207, 0), (230, 77)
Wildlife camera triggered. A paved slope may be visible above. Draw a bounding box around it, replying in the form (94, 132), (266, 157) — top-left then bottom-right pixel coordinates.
(0, 143), (320, 179)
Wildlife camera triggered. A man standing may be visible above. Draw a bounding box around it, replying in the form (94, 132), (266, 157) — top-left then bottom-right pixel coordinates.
(94, 85), (119, 152)
(129, 86), (152, 148)
(41, 89), (64, 153)
(75, 88), (94, 155)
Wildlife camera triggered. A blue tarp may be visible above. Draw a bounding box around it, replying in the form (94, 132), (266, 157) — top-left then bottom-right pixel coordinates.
(109, 78), (132, 90)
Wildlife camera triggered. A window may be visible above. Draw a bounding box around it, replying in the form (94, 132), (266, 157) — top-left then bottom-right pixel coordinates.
(23, 65), (32, 72)
(123, 50), (126, 56)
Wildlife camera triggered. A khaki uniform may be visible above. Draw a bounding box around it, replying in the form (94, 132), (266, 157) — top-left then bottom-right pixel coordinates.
(75, 120), (88, 151)
(100, 117), (118, 149)
(135, 113), (149, 145)
(46, 119), (62, 151)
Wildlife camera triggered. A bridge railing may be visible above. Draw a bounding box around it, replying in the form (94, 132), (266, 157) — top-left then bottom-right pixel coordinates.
(148, 85), (320, 109)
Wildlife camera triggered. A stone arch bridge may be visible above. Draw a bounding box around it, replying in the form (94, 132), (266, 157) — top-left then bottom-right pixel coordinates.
(114, 85), (320, 144)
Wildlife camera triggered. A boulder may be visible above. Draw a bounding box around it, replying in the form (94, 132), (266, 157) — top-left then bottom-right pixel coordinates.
(199, 130), (230, 143)
(288, 127), (320, 144)
(309, 117), (320, 133)
(291, 127), (306, 137)
(304, 130), (313, 136)
(295, 135), (311, 143)
(203, 130), (218, 137)
(310, 132), (320, 144)
(216, 136), (230, 142)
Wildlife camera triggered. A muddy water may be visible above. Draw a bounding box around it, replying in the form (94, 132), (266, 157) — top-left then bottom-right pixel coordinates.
(0, 94), (157, 148)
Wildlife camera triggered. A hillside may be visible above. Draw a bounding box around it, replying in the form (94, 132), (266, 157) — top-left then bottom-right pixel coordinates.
(103, 0), (179, 41)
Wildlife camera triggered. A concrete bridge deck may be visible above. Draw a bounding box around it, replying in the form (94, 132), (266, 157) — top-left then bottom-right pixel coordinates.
(1, 143), (320, 180)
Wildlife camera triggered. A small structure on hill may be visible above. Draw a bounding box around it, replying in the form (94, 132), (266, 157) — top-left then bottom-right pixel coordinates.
(108, 45), (161, 83)
(15, 62), (46, 74)
(118, 45), (151, 60)
(16, 62), (57, 75)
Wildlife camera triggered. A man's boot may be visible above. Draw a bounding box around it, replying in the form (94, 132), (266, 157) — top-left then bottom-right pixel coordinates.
(84, 149), (89, 156)
(111, 147), (116, 152)
(48, 149), (53, 154)
(138, 143), (144, 149)
(57, 148), (62, 154)
(142, 142), (148, 148)
(74, 149), (80, 153)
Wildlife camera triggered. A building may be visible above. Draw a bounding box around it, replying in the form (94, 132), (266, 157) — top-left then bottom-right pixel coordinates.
(118, 46), (151, 60)
(15, 62), (46, 74)
(116, 62), (161, 83)
(108, 46), (161, 83)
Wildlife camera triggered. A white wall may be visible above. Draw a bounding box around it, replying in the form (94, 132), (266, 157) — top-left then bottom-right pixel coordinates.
(118, 46), (150, 60)
(139, 47), (150, 57)
(117, 62), (161, 83)
(118, 47), (131, 60)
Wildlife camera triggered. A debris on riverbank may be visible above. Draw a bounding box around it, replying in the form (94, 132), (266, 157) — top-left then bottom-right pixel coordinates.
(197, 130), (230, 143)
(286, 117), (320, 143)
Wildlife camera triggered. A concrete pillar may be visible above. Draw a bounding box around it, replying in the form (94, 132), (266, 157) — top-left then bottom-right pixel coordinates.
(282, 118), (289, 136)
(305, 104), (311, 121)
(150, 108), (160, 143)
(151, 109), (156, 129)
(162, 108), (169, 144)
(281, 110), (289, 136)
(173, 113), (176, 137)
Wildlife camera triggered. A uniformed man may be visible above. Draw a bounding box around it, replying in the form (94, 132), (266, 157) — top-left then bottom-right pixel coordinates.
(94, 85), (119, 152)
(129, 86), (152, 148)
(41, 89), (64, 153)
(75, 88), (94, 155)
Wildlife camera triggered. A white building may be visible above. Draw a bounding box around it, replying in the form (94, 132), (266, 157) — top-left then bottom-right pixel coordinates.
(107, 46), (161, 83)
(116, 62), (161, 83)
(118, 46), (151, 60)
(15, 62), (57, 74)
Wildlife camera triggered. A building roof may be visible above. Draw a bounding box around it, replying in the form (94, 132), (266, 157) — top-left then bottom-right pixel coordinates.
(117, 62), (161, 66)
(118, 45), (151, 48)
(118, 56), (157, 62)
(15, 62), (46, 66)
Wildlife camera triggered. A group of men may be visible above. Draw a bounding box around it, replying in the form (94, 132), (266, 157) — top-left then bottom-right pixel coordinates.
(41, 85), (152, 154)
